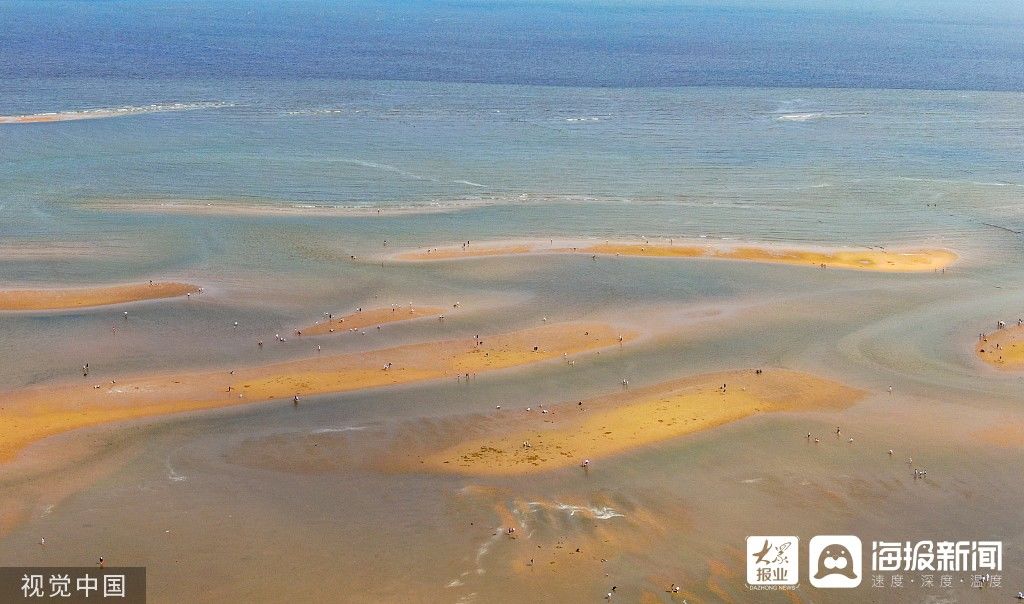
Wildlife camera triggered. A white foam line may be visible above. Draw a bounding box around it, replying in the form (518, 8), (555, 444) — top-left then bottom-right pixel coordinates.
(527, 501), (625, 520)
(165, 459), (187, 482)
(310, 426), (367, 434)
(474, 528), (504, 575)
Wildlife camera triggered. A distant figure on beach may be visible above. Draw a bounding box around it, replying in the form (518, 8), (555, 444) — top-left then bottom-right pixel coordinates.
(293, 395), (299, 406)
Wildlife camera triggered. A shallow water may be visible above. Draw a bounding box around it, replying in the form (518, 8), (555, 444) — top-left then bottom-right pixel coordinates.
(2, 77), (1024, 602)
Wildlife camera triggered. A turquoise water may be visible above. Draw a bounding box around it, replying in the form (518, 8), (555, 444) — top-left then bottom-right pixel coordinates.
(2, 82), (1023, 266)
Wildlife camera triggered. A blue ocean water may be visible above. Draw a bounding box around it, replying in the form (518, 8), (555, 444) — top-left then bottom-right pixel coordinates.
(1, 0), (1023, 90)
(0, 0), (1022, 274)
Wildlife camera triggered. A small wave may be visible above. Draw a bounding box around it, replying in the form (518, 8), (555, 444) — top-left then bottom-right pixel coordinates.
(557, 503), (624, 519)
(775, 111), (867, 123)
(310, 426), (367, 434)
(336, 158), (431, 182)
(897, 176), (1023, 188)
(165, 460), (187, 482)
(453, 180), (487, 188)
(474, 528), (505, 575)
(529, 501), (624, 520)
(0, 102), (233, 124)
(775, 112), (825, 122)
(284, 108), (348, 116)
(565, 116), (601, 123)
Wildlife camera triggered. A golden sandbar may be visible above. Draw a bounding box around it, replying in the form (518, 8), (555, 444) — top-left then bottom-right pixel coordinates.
(0, 282), (200, 311)
(298, 305), (445, 336)
(0, 322), (632, 463)
(425, 368), (864, 475)
(396, 240), (957, 273)
(976, 325), (1024, 370)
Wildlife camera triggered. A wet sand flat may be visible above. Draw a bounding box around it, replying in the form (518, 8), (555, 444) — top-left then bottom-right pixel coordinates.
(0, 322), (632, 463)
(976, 324), (1024, 370)
(0, 282), (200, 311)
(424, 368), (864, 475)
(396, 239), (958, 272)
(298, 305), (445, 336)
(0, 242), (131, 261)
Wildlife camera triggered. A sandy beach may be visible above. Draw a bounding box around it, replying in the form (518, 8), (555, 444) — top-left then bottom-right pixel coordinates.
(0, 322), (632, 463)
(420, 368), (863, 475)
(395, 239), (959, 272)
(297, 305), (445, 336)
(0, 282), (200, 311)
(976, 324), (1024, 370)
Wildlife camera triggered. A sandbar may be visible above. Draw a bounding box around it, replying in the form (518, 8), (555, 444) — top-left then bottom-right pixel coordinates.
(83, 198), (490, 217)
(976, 324), (1024, 370)
(0, 102), (230, 124)
(0, 322), (632, 463)
(423, 368), (864, 475)
(297, 305), (445, 336)
(395, 239), (958, 273)
(0, 282), (200, 311)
